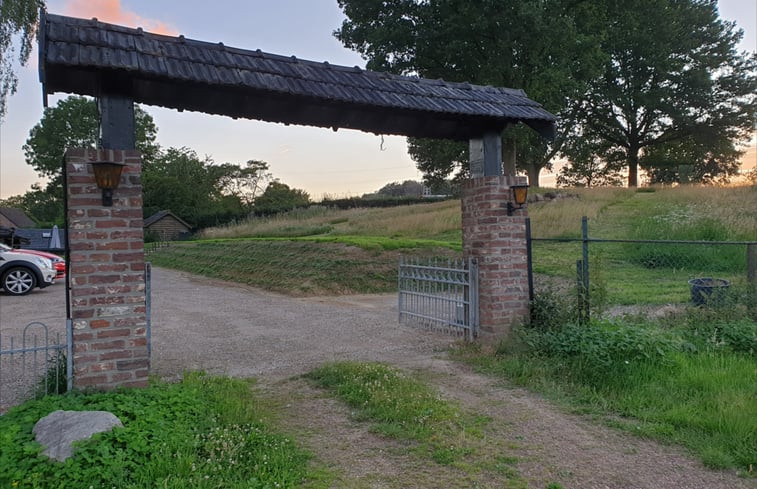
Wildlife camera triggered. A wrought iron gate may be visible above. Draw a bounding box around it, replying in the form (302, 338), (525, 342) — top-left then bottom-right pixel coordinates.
(0, 321), (72, 412)
(398, 256), (479, 340)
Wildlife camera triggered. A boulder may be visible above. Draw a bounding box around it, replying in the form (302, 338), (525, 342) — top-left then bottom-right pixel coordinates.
(33, 410), (123, 462)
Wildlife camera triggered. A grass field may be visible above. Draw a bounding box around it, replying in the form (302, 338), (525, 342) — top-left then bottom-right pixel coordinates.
(154, 185), (757, 304)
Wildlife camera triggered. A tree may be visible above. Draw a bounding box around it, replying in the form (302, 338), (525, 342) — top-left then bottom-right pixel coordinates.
(557, 134), (624, 187)
(142, 147), (250, 227)
(254, 182), (310, 216)
(376, 180), (424, 198)
(21, 95), (159, 219)
(214, 159), (272, 212)
(573, 0), (757, 187)
(641, 135), (743, 185)
(0, 183), (63, 226)
(24, 95), (159, 183)
(0, 0), (42, 118)
(336, 0), (605, 186)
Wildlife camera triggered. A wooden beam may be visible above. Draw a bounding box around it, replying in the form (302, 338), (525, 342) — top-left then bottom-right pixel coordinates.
(469, 132), (502, 177)
(99, 95), (135, 149)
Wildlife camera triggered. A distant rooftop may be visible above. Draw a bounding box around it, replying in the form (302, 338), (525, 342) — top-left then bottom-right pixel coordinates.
(39, 12), (556, 141)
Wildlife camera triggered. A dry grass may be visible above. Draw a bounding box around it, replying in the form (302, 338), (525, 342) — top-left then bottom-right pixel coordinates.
(198, 185), (757, 242)
(200, 200), (461, 241)
(648, 185), (757, 239)
(528, 188), (635, 238)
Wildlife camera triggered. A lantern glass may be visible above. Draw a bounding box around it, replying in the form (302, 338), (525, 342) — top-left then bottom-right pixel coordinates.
(512, 185), (529, 206)
(91, 161), (125, 190)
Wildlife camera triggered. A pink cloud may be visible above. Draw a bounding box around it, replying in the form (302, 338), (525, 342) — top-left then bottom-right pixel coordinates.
(62, 0), (179, 35)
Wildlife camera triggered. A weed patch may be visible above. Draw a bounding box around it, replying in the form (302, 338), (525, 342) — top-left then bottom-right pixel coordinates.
(0, 373), (320, 488)
(305, 362), (483, 466)
(462, 309), (757, 474)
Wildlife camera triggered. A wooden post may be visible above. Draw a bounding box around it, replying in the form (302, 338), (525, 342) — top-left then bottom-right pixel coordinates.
(469, 132), (502, 177)
(99, 95), (136, 149)
(502, 139), (516, 176)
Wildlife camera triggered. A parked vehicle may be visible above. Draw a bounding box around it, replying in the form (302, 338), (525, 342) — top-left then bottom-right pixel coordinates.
(12, 248), (66, 279)
(0, 244), (56, 295)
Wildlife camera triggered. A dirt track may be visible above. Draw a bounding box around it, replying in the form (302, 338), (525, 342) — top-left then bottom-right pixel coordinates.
(1, 267), (753, 488)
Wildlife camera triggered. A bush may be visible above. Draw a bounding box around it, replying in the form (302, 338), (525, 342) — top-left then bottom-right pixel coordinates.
(529, 285), (580, 329)
(517, 322), (680, 370)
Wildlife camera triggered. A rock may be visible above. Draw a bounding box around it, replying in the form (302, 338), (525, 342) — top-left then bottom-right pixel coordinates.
(33, 410), (123, 462)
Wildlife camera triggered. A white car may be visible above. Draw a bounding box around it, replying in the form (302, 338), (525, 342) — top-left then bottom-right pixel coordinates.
(0, 243), (56, 295)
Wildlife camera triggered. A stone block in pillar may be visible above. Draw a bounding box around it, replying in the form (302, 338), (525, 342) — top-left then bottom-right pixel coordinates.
(65, 148), (148, 390)
(462, 175), (530, 341)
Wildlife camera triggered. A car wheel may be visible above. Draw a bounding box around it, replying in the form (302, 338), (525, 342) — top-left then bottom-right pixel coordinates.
(2, 267), (37, 295)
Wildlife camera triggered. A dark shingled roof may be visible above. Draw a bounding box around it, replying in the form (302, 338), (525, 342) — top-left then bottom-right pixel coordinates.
(14, 228), (67, 252)
(143, 210), (191, 229)
(39, 12), (556, 141)
(0, 207), (36, 228)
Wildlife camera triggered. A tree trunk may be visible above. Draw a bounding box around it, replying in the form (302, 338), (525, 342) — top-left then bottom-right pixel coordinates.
(525, 163), (541, 188)
(627, 147), (639, 187)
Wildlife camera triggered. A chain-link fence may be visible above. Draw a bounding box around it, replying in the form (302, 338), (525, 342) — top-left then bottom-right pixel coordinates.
(529, 217), (757, 321)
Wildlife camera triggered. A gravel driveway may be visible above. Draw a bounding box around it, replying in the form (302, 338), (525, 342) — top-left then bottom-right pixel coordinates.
(148, 267), (456, 380)
(1, 267), (752, 488)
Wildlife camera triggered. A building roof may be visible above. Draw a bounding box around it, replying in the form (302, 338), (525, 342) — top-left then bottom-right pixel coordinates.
(143, 210), (191, 229)
(14, 228), (67, 252)
(38, 12), (556, 141)
(0, 207), (36, 228)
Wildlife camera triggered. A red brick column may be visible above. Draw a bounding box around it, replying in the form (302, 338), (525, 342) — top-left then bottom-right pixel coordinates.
(65, 148), (148, 389)
(462, 175), (530, 341)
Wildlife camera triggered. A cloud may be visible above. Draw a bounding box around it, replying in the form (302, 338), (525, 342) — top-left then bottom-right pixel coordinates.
(62, 0), (179, 35)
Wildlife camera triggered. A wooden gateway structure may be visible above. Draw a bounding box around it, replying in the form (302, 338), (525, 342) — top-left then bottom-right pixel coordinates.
(38, 11), (556, 389)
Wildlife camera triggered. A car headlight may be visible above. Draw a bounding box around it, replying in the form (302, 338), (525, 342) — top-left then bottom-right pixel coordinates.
(32, 256), (53, 269)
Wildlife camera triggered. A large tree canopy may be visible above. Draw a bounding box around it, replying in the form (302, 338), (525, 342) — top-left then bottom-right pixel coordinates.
(0, 0), (43, 118)
(142, 148), (273, 227)
(572, 0), (756, 186)
(24, 95), (159, 184)
(335, 0), (605, 187)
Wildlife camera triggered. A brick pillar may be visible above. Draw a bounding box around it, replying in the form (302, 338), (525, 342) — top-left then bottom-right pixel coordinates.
(66, 148), (148, 390)
(462, 175), (530, 341)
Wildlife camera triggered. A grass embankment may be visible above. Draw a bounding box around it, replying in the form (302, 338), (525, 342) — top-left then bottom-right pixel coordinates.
(148, 239), (457, 296)
(152, 186), (756, 300)
(0, 373), (325, 488)
(530, 185), (757, 304)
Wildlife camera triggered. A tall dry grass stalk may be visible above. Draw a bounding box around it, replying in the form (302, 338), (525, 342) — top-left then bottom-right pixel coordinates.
(528, 188), (635, 238)
(199, 185), (757, 242)
(653, 184), (757, 239)
(200, 200), (461, 240)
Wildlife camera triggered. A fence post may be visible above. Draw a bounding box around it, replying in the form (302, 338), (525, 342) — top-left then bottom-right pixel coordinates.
(146, 262), (152, 359)
(468, 257), (479, 340)
(66, 318), (73, 392)
(576, 260), (588, 324)
(526, 217), (534, 303)
(582, 216), (590, 322)
(747, 244), (756, 286)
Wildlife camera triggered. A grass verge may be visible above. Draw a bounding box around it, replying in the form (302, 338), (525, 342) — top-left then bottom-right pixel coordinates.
(455, 315), (757, 475)
(305, 361), (532, 489)
(0, 373), (326, 488)
(305, 362), (480, 465)
(148, 240), (458, 296)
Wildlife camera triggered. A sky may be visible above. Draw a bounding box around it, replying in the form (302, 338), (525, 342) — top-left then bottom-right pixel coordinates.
(0, 0), (755, 200)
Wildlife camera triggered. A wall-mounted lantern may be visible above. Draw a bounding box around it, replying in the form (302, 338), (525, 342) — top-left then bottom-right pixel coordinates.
(91, 161), (125, 206)
(506, 183), (529, 216)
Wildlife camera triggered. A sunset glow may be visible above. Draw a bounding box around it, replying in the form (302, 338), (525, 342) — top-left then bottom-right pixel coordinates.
(62, 0), (179, 35)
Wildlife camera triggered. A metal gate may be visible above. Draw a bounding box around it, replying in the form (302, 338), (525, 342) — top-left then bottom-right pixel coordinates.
(398, 256), (479, 340)
(0, 321), (72, 413)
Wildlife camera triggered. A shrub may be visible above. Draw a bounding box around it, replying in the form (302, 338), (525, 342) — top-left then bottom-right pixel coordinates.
(518, 322), (680, 370)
